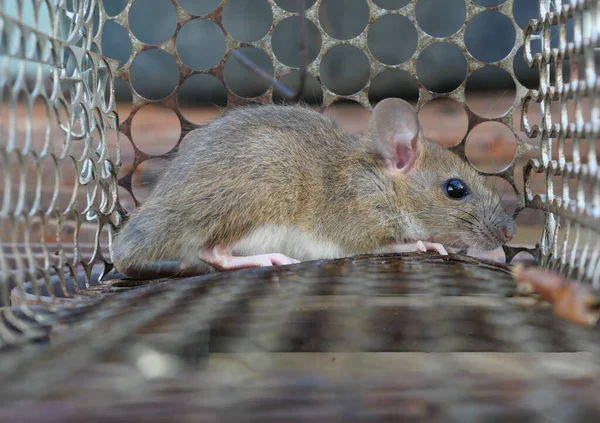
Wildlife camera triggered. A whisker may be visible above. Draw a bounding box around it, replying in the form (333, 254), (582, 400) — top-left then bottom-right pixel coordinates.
(418, 206), (482, 226)
(446, 239), (465, 249)
(453, 216), (473, 226)
(380, 209), (448, 225)
(491, 182), (511, 217)
(459, 209), (481, 224)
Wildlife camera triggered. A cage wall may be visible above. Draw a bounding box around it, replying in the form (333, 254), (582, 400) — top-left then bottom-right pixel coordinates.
(1, 0), (124, 346)
(0, 0), (599, 348)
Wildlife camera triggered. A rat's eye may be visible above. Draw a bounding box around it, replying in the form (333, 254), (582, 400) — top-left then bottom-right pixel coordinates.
(444, 179), (469, 200)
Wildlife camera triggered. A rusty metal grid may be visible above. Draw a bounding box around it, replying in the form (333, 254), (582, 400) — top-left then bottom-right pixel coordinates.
(1, 0), (600, 417)
(0, 0), (124, 346)
(0, 0), (547, 345)
(1, 254), (600, 420)
(111, 0), (535, 217)
(522, 0), (600, 287)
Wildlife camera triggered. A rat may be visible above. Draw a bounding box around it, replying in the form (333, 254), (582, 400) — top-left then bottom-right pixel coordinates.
(110, 98), (517, 279)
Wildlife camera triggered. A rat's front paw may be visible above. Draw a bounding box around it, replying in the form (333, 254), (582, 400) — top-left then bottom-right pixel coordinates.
(391, 241), (448, 256)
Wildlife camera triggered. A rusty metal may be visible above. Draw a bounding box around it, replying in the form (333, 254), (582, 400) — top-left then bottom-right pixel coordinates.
(521, 0), (600, 287)
(103, 0), (598, 284)
(230, 0), (309, 101)
(0, 0), (595, 335)
(1, 253), (600, 419)
(1, 0), (600, 418)
(110, 0), (534, 213)
(1, 0), (123, 346)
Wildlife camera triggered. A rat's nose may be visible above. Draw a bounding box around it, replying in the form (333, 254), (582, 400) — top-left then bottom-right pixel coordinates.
(499, 226), (513, 243)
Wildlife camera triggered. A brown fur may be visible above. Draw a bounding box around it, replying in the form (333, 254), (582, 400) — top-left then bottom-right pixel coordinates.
(111, 102), (516, 277)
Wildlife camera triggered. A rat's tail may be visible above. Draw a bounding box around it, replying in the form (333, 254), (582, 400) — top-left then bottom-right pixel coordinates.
(111, 208), (168, 276)
(110, 206), (212, 279)
(110, 220), (147, 277)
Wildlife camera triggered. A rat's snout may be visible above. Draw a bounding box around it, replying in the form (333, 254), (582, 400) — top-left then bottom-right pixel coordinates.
(499, 227), (513, 243)
(498, 222), (517, 243)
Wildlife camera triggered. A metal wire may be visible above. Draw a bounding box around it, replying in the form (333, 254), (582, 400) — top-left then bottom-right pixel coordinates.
(0, 254), (599, 418)
(110, 0), (534, 213)
(1, 0), (122, 345)
(1, 0), (545, 343)
(522, 0), (600, 287)
(1, 0), (600, 419)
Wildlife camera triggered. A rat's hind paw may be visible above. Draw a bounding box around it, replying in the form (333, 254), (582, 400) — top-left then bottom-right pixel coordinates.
(199, 246), (300, 271)
(392, 241), (448, 256)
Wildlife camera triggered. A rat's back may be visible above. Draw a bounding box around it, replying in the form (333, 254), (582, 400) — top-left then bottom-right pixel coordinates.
(178, 103), (347, 163)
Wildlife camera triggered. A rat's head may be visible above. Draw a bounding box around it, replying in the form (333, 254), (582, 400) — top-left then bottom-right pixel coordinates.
(369, 98), (517, 251)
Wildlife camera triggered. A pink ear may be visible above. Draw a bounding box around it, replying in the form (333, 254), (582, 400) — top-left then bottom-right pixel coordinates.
(369, 98), (421, 173)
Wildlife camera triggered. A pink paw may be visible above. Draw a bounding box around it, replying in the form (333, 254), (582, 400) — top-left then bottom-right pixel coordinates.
(392, 241), (448, 256)
(199, 246), (300, 271)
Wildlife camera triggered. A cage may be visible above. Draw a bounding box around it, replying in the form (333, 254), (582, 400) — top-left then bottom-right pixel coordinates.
(1, 0), (600, 420)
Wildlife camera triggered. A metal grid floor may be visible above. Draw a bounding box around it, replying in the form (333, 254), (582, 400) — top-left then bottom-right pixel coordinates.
(2, 254), (600, 421)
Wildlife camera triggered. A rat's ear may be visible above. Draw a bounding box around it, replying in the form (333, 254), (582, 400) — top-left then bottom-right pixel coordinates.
(369, 98), (422, 173)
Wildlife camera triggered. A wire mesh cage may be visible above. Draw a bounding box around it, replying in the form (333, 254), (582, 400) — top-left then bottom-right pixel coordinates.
(1, 0), (123, 343)
(1, 0), (600, 420)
